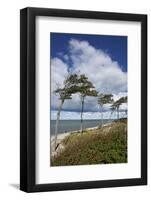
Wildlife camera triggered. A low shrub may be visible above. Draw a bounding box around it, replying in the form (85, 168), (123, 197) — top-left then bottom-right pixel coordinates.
(51, 120), (127, 166)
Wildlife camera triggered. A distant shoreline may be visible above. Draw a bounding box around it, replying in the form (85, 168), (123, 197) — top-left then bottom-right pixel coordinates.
(50, 119), (113, 136)
(51, 125), (98, 143)
(50, 122), (113, 152)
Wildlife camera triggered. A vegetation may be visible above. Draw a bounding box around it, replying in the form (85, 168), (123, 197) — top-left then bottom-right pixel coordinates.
(53, 71), (127, 159)
(98, 93), (113, 126)
(77, 74), (97, 133)
(111, 96), (127, 119)
(54, 74), (79, 149)
(54, 73), (97, 148)
(51, 119), (127, 166)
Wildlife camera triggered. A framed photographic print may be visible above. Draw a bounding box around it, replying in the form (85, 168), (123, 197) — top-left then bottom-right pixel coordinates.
(20, 7), (147, 192)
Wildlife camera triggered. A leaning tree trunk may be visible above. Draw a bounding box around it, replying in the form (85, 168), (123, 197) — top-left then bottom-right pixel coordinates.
(100, 106), (103, 126)
(80, 96), (84, 133)
(117, 107), (119, 120)
(54, 99), (64, 150)
(125, 109), (127, 118)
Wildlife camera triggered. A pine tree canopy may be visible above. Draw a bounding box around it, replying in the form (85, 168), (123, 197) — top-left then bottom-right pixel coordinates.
(98, 93), (114, 106)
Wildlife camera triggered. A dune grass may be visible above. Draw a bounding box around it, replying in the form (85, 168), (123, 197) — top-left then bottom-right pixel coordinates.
(51, 119), (127, 166)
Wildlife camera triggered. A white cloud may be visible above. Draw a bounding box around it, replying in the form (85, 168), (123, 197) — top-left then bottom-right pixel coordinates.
(69, 39), (127, 94)
(51, 39), (127, 115)
(51, 58), (69, 109)
(51, 57), (68, 89)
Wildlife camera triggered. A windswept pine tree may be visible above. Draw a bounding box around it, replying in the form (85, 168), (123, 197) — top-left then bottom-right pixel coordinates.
(77, 74), (98, 133)
(98, 93), (113, 126)
(111, 96), (127, 119)
(124, 96), (128, 117)
(54, 74), (79, 150)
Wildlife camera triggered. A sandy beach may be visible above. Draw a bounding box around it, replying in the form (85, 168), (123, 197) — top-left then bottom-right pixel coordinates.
(51, 119), (127, 166)
(51, 126), (98, 143)
(50, 122), (112, 156)
(51, 126), (99, 154)
(51, 122), (113, 143)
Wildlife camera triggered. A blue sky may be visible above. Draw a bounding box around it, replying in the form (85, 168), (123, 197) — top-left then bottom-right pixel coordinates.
(51, 33), (127, 72)
(50, 32), (127, 119)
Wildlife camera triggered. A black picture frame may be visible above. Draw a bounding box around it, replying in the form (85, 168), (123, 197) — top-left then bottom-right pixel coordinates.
(20, 7), (147, 192)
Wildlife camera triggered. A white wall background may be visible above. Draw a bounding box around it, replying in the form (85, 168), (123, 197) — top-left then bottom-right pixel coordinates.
(0, 0), (150, 199)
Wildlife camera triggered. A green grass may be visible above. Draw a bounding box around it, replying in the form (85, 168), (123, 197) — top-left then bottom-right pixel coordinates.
(51, 119), (127, 166)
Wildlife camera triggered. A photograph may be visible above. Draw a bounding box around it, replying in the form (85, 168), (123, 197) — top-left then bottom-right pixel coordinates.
(20, 7), (147, 192)
(50, 32), (128, 166)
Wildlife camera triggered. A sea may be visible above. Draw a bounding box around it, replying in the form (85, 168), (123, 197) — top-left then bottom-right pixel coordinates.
(50, 119), (113, 135)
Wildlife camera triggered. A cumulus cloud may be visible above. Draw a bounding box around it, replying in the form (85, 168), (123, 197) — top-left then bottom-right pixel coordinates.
(51, 39), (127, 115)
(51, 58), (69, 110)
(69, 39), (127, 94)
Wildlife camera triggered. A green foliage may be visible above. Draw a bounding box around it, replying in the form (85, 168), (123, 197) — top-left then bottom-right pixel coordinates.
(75, 74), (98, 133)
(54, 73), (98, 101)
(111, 96), (127, 109)
(111, 96), (127, 119)
(77, 74), (98, 97)
(98, 93), (114, 126)
(98, 93), (114, 107)
(51, 120), (127, 166)
(54, 73), (80, 101)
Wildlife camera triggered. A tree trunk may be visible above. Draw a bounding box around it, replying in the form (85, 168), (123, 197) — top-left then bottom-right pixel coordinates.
(101, 106), (103, 126)
(99, 105), (103, 126)
(125, 109), (127, 118)
(117, 107), (119, 120)
(80, 96), (84, 133)
(54, 99), (64, 150)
